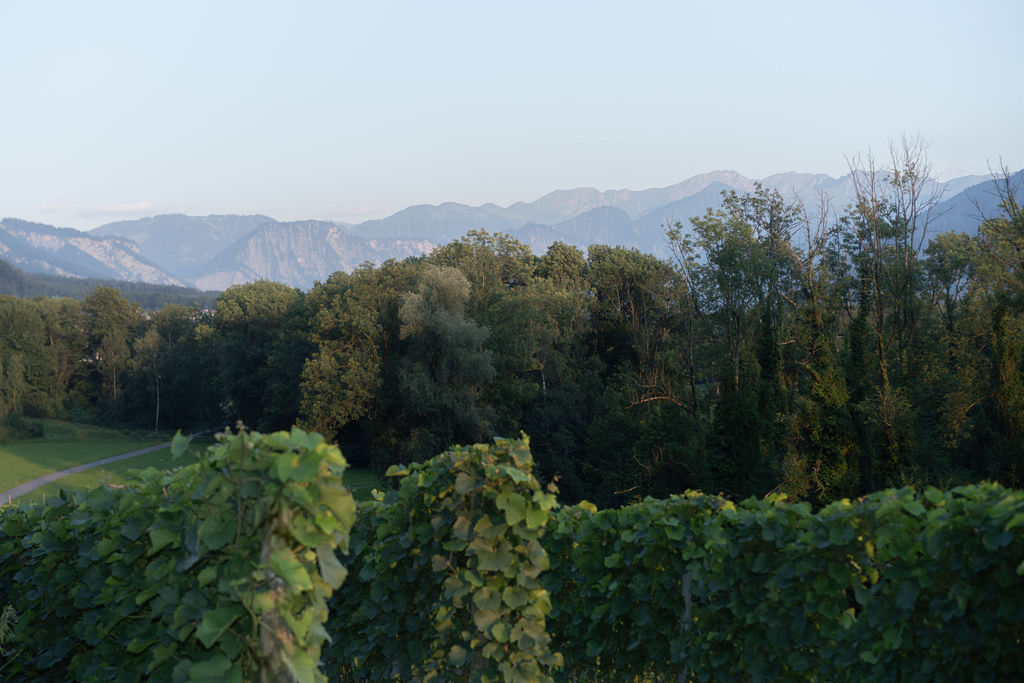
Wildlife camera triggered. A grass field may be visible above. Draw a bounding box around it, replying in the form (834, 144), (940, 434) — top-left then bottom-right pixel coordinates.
(1, 419), (385, 505)
(13, 446), (176, 505)
(0, 440), (168, 494)
(342, 467), (387, 501)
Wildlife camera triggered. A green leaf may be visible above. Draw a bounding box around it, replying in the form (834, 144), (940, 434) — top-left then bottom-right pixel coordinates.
(289, 515), (326, 547)
(201, 515), (237, 551)
(473, 609), (500, 632)
(904, 500), (926, 517)
(319, 485), (356, 531)
(1005, 512), (1024, 530)
(270, 547), (314, 591)
(195, 605), (245, 648)
(171, 431), (193, 459)
(121, 518), (144, 541)
(316, 544), (348, 589)
(148, 527), (180, 555)
(147, 642), (178, 674)
(524, 506), (546, 529)
(502, 586), (529, 609)
(275, 450), (316, 483)
(496, 491), (527, 526)
(472, 537), (514, 573)
(126, 637), (156, 653)
(283, 649), (319, 683)
(188, 654), (232, 680)
(135, 584), (160, 606)
(197, 566), (217, 587)
(385, 464), (409, 477)
(473, 586), (502, 611)
(896, 581), (919, 611)
(95, 536), (120, 558)
(449, 645), (468, 666)
(455, 472), (477, 494)
(491, 621), (510, 643)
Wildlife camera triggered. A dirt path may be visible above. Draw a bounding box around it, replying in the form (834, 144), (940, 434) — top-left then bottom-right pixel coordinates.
(1, 442), (171, 503)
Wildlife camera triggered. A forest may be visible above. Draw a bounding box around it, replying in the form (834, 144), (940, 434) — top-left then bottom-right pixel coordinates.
(0, 259), (219, 310)
(1, 153), (1022, 508)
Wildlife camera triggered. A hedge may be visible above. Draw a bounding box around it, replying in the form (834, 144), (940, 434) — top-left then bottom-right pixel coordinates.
(2, 434), (1022, 681)
(544, 485), (1024, 681)
(322, 436), (562, 682)
(0, 428), (355, 682)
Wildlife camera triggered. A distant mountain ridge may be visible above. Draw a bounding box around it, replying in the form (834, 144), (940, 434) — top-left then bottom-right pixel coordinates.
(96, 213), (274, 278)
(191, 221), (434, 291)
(2, 169), (1012, 290)
(0, 218), (184, 285)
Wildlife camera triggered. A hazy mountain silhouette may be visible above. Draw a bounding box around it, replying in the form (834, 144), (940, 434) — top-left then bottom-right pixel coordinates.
(1, 169), (1007, 290)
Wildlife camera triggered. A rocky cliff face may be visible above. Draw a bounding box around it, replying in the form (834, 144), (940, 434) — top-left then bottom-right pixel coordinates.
(0, 219), (185, 285)
(192, 221), (435, 290)
(93, 214), (274, 278)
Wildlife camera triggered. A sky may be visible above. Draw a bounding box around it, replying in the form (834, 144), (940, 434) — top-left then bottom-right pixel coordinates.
(2, 0), (1022, 231)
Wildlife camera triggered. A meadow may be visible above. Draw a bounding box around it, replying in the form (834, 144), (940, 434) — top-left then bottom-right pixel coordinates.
(0, 419), (382, 505)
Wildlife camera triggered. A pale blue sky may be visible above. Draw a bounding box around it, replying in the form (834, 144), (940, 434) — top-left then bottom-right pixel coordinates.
(2, 1), (1021, 230)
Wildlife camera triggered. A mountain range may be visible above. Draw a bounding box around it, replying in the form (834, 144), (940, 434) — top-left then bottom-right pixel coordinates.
(2, 169), (1015, 291)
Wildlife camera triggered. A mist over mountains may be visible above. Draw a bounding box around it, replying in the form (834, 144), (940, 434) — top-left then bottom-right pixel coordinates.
(2, 169), (1012, 291)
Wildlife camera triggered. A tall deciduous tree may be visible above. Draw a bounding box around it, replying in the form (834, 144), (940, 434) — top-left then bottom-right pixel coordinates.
(214, 280), (306, 429)
(83, 286), (141, 409)
(392, 265), (495, 464)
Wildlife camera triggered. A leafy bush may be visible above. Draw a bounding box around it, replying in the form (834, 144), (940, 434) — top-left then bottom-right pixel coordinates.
(324, 436), (562, 682)
(0, 427), (355, 682)
(544, 484), (1024, 681)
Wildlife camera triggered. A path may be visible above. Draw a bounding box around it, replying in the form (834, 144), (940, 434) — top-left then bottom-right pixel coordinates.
(1, 442), (171, 503)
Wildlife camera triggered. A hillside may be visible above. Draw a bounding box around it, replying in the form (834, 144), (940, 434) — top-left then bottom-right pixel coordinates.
(0, 258), (218, 309)
(0, 218), (184, 285)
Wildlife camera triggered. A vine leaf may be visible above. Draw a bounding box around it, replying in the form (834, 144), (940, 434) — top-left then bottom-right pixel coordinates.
(195, 605), (245, 649)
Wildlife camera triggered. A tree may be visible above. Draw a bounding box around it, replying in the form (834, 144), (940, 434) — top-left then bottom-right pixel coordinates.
(948, 168), (1024, 483)
(842, 137), (945, 486)
(126, 303), (196, 432)
(429, 229), (536, 322)
(391, 265), (495, 464)
(0, 297), (56, 418)
(300, 260), (420, 463)
(83, 286), (141, 410)
(34, 296), (89, 416)
(214, 281), (306, 429)
(302, 270), (383, 440)
(924, 231), (976, 334)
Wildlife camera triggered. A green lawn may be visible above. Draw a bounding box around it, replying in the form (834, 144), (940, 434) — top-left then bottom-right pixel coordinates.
(1, 419), (385, 505)
(15, 446), (176, 505)
(14, 457), (383, 505)
(344, 467), (386, 501)
(0, 440), (168, 495)
(26, 419), (162, 442)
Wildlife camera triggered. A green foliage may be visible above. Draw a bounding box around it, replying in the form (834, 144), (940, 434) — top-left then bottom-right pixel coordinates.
(0, 603), (15, 660)
(83, 286), (143, 406)
(5, 164), (1024, 505)
(1, 428), (1022, 681)
(0, 427), (354, 682)
(394, 265), (496, 463)
(324, 436), (562, 682)
(214, 281), (310, 430)
(544, 483), (1024, 681)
